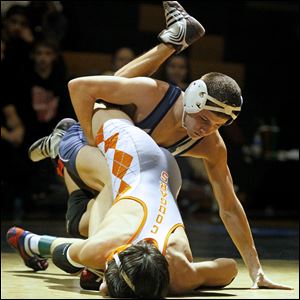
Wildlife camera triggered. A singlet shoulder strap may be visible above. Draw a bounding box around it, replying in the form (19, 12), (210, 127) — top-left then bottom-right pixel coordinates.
(167, 136), (204, 157)
(136, 84), (181, 134)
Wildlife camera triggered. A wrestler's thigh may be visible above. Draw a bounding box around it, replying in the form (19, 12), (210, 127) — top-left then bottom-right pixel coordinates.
(75, 145), (110, 191)
(88, 183), (114, 237)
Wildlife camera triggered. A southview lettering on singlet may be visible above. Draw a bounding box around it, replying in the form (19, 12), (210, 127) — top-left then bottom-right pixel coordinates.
(136, 83), (204, 157)
(151, 171), (169, 234)
(127, 169), (184, 255)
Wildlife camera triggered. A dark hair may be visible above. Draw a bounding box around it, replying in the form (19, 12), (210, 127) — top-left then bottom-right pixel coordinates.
(4, 5), (28, 20)
(201, 72), (243, 120)
(105, 240), (170, 298)
(201, 72), (242, 106)
(33, 38), (60, 53)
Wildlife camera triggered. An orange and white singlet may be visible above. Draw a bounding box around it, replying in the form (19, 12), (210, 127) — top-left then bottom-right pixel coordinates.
(96, 119), (184, 255)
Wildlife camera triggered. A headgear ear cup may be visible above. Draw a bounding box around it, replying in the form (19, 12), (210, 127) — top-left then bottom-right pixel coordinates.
(183, 80), (209, 114)
(183, 79), (242, 124)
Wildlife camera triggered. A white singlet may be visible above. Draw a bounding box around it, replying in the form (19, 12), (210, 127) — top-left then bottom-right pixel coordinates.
(96, 119), (184, 255)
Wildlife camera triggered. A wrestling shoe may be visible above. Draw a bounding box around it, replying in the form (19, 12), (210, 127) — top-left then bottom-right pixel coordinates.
(80, 268), (104, 290)
(158, 1), (205, 53)
(6, 227), (48, 271)
(28, 118), (76, 162)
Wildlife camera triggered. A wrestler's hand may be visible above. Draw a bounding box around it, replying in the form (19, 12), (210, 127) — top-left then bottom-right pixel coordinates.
(251, 271), (293, 290)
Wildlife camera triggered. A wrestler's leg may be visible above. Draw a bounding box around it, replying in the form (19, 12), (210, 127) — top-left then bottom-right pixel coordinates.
(64, 168), (95, 238)
(87, 183), (113, 237)
(62, 138), (114, 237)
(6, 187), (111, 273)
(72, 140), (114, 236)
(74, 145), (109, 192)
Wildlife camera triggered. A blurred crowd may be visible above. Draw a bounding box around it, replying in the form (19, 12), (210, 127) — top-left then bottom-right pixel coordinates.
(1, 2), (298, 222)
(1, 2), (71, 221)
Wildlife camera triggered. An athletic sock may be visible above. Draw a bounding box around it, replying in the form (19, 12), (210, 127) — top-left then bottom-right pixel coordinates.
(24, 234), (57, 258)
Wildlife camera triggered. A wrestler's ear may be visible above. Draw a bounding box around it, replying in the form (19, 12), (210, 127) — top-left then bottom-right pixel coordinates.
(99, 277), (108, 295)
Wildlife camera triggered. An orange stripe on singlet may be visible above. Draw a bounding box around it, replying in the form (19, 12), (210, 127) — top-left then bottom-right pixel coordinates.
(162, 223), (185, 256)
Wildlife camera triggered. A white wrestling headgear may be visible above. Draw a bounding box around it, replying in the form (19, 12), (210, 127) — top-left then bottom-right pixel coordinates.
(183, 79), (243, 126)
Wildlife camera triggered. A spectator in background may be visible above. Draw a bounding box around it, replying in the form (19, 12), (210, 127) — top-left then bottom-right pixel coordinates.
(162, 54), (191, 91)
(103, 47), (136, 75)
(24, 39), (70, 142)
(1, 1), (29, 17)
(2, 5), (34, 79)
(27, 1), (67, 45)
(2, 5), (70, 217)
(1, 39), (27, 221)
(19, 38), (71, 200)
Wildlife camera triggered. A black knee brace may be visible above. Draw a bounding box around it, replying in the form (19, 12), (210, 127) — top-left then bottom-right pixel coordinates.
(66, 189), (94, 238)
(52, 243), (83, 274)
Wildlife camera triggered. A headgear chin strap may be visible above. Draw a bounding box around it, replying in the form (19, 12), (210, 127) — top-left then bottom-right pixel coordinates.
(183, 79), (242, 126)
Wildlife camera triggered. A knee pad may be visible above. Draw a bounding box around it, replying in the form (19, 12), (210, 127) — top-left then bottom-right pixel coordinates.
(66, 189), (94, 238)
(52, 243), (83, 274)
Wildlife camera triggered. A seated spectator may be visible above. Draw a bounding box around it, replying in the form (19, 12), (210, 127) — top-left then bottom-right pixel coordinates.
(27, 1), (67, 45)
(162, 54), (191, 91)
(1, 38), (27, 221)
(103, 46), (136, 75)
(17, 38), (71, 208)
(2, 4), (34, 77)
(1, 1), (29, 17)
(24, 38), (71, 142)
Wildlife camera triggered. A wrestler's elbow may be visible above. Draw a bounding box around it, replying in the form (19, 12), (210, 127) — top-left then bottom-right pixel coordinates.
(68, 77), (84, 93)
(219, 204), (233, 218)
(216, 189), (241, 219)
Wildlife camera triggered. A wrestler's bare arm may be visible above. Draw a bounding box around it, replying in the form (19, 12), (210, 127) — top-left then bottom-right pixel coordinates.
(190, 258), (238, 288)
(204, 154), (293, 289)
(168, 250), (237, 294)
(183, 133), (293, 290)
(204, 147), (264, 280)
(68, 76), (168, 145)
(184, 133), (262, 281)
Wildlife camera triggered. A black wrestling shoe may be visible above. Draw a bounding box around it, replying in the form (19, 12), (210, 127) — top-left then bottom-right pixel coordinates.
(6, 227), (48, 272)
(158, 1), (205, 53)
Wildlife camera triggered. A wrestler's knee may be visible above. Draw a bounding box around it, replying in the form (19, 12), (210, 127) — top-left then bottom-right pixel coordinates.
(226, 258), (238, 282)
(216, 258), (238, 287)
